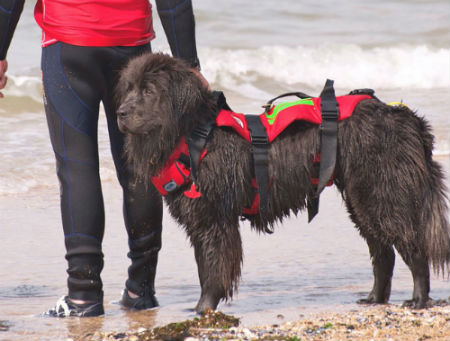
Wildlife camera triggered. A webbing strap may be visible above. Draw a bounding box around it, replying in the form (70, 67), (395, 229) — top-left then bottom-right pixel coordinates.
(245, 115), (271, 231)
(262, 91), (312, 112)
(187, 91), (227, 183)
(317, 79), (339, 194)
(187, 122), (214, 183)
(307, 79), (339, 222)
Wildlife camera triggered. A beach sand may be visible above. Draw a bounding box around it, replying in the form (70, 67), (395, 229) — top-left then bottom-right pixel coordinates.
(96, 304), (450, 341)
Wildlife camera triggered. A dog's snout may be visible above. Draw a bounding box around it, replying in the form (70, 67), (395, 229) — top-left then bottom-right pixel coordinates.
(117, 107), (128, 119)
(116, 104), (131, 133)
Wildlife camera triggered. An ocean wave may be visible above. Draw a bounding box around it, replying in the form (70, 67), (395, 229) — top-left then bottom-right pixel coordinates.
(0, 166), (118, 195)
(2, 73), (43, 105)
(4, 44), (449, 102)
(201, 44), (450, 92)
(434, 136), (450, 157)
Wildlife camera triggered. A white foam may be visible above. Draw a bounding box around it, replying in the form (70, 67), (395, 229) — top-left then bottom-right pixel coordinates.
(434, 139), (450, 157)
(201, 44), (450, 91)
(3, 74), (43, 103)
(6, 44), (449, 100)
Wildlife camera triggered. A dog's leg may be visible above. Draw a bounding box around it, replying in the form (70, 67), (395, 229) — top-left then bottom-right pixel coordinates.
(189, 222), (243, 314)
(403, 257), (430, 309)
(395, 244), (432, 308)
(358, 236), (395, 305)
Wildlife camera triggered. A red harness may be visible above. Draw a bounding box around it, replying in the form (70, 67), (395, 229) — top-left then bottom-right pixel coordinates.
(151, 92), (372, 215)
(151, 137), (206, 196)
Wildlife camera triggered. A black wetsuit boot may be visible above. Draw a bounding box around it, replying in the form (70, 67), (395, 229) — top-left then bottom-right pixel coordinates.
(65, 234), (104, 302)
(121, 228), (161, 309)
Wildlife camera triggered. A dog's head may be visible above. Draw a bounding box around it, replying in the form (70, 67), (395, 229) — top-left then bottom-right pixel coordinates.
(116, 52), (208, 137)
(115, 53), (212, 179)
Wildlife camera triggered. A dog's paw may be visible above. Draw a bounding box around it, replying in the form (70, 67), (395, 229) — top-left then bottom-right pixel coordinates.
(402, 297), (449, 309)
(356, 298), (375, 305)
(195, 295), (221, 315)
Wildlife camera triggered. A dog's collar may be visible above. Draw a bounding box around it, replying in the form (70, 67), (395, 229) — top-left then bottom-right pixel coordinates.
(151, 91), (228, 197)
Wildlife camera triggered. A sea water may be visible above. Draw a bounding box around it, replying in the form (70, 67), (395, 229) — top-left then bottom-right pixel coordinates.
(0, 0), (449, 340)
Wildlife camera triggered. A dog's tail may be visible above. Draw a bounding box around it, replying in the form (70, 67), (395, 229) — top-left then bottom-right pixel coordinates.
(419, 116), (450, 276)
(424, 163), (450, 276)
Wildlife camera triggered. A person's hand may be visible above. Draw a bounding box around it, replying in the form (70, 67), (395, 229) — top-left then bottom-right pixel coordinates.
(191, 67), (210, 90)
(0, 60), (8, 99)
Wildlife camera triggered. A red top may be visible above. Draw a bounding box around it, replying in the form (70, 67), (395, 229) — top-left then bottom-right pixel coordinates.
(34, 0), (155, 47)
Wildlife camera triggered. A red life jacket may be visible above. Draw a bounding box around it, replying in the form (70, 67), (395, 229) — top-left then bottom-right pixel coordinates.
(34, 0), (154, 47)
(215, 94), (371, 143)
(151, 93), (372, 213)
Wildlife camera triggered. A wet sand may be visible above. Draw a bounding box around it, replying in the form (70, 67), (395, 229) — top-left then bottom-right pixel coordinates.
(97, 304), (450, 341)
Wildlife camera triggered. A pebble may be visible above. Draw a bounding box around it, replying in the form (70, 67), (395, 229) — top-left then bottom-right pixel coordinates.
(98, 304), (450, 341)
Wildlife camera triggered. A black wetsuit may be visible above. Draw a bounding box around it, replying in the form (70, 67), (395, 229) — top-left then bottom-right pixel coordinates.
(1, 0), (201, 303)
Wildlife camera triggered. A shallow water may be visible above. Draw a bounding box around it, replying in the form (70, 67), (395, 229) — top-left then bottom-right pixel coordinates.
(1, 0), (449, 339)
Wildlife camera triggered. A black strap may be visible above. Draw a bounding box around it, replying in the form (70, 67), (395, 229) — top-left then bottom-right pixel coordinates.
(308, 79), (339, 222)
(348, 87), (380, 102)
(187, 91), (227, 183)
(348, 88), (375, 97)
(187, 121), (214, 183)
(216, 90), (232, 112)
(307, 196), (320, 223)
(245, 115), (271, 232)
(263, 91), (312, 112)
(317, 79), (339, 195)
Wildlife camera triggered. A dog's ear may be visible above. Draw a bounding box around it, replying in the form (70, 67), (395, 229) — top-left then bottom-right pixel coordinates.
(167, 60), (208, 120)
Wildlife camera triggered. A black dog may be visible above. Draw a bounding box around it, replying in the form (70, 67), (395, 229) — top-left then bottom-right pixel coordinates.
(116, 52), (450, 314)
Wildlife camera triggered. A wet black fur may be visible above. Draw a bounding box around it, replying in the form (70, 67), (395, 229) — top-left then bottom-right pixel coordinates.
(116, 52), (450, 313)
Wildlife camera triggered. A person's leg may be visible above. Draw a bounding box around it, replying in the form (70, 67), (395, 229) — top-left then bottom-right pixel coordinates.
(103, 45), (163, 309)
(41, 42), (108, 316)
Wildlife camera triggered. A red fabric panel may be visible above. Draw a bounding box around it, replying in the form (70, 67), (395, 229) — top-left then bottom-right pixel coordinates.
(261, 95), (372, 142)
(216, 109), (251, 142)
(217, 95), (372, 143)
(34, 0), (154, 47)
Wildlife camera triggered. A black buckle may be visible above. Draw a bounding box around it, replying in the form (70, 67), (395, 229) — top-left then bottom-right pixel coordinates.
(321, 98), (339, 121)
(321, 110), (338, 121)
(250, 134), (268, 146)
(191, 125), (211, 139)
(177, 153), (190, 167)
